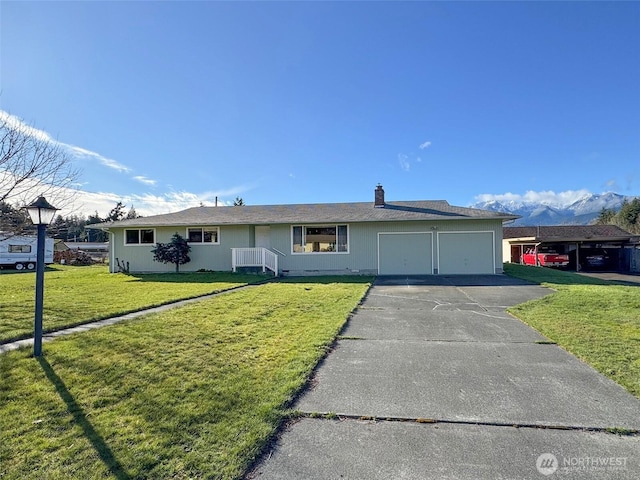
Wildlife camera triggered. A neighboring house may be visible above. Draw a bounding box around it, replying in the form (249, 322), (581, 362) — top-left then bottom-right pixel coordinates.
(503, 225), (640, 272)
(90, 185), (517, 276)
(63, 242), (110, 262)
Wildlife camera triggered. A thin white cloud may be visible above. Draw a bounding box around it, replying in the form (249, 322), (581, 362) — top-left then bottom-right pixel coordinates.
(133, 176), (157, 186)
(0, 110), (53, 142)
(419, 141), (432, 150)
(1, 110), (132, 173)
(60, 190), (199, 218)
(474, 189), (593, 207)
(398, 154), (410, 172)
(66, 145), (131, 173)
(0, 173), (250, 218)
(57, 184), (253, 218)
(1, 110), (258, 218)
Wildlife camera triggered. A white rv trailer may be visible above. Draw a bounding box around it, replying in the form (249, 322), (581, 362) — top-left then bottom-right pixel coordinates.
(0, 235), (54, 270)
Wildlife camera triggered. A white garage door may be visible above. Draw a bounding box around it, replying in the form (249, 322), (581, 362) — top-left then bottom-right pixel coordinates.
(437, 232), (495, 274)
(378, 232), (433, 275)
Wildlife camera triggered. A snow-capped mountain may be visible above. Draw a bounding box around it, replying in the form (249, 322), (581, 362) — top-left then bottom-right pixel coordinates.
(471, 192), (631, 226)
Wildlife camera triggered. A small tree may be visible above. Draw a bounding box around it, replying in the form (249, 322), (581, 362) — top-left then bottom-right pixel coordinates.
(85, 211), (108, 242)
(233, 197), (245, 206)
(126, 205), (140, 219)
(106, 201), (126, 222)
(151, 233), (191, 272)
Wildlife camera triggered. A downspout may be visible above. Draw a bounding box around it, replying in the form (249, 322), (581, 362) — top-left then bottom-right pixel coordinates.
(108, 230), (115, 273)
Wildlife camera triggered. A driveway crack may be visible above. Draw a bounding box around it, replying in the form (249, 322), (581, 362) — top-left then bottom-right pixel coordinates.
(292, 412), (640, 436)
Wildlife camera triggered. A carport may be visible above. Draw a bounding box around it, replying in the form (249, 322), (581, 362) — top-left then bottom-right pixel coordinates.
(503, 225), (638, 272)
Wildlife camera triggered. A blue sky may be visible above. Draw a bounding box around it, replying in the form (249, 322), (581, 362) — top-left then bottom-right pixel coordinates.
(1, 1), (639, 217)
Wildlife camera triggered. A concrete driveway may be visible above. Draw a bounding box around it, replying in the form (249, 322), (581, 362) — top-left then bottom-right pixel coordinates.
(250, 275), (640, 479)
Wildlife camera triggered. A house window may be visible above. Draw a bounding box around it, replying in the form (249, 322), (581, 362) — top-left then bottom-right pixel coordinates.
(187, 227), (219, 244)
(9, 244), (31, 253)
(124, 229), (155, 245)
(292, 225), (348, 253)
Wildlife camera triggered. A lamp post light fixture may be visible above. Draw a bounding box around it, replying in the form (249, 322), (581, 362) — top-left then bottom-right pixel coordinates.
(23, 196), (59, 357)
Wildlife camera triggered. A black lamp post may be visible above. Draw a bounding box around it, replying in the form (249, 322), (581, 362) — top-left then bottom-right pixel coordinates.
(23, 196), (59, 357)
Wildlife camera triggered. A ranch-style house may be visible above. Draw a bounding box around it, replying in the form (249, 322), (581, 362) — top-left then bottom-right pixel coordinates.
(92, 185), (517, 276)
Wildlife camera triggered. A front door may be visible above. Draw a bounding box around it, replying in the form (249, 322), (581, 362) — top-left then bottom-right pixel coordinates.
(255, 226), (271, 249)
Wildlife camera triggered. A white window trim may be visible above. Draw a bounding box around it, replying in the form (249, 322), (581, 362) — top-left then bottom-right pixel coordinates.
(124, 228), (156, 246)
(291, 224), (350, 255)
(185, 226), (220, 245)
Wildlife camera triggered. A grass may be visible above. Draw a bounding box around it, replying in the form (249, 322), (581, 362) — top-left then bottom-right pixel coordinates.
(504, 263), (640, 398)
(0, 265), (269, 343)
(0, 277), (372, 479)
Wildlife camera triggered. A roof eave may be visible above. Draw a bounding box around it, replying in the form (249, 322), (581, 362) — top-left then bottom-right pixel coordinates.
(97, 216), (514, 228)
(539, 236), (632, 243)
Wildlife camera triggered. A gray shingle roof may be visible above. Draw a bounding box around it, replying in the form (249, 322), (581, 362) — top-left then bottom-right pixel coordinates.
(503, 225), (634, 241)
(92, 200), (518, 229)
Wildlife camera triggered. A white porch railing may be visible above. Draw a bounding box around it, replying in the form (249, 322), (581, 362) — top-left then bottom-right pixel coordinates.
(232, 247), (278, 275)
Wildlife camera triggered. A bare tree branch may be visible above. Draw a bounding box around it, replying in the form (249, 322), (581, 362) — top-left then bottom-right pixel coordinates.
(0, 113), (81, 219)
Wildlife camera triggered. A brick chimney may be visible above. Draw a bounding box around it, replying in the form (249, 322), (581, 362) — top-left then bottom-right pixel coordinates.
(374, 184), (385, 207)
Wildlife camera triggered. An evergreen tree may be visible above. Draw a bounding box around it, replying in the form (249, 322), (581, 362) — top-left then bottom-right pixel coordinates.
(126, 205), (140, 219)
(86, 212), (108, 242)
(107, 201), (126, 222)
(151, 233), (191, 273)
(66, 215), (88, 241)
(0, 201), (30, 234)
(594, 197), (640, 234)
(618, 198), (640, 232)
(48, 214), (69, 239)
(595, 207), (616, 225)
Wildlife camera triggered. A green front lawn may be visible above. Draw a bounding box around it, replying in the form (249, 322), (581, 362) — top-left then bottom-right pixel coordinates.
(504, 263), (640, 398)
(0, 277), (372, 479)
(0, 265), (268, 343)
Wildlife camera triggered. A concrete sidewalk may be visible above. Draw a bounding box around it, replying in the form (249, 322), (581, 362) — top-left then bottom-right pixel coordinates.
(250, 275), (640, 479)
(0, 284), (253, 355)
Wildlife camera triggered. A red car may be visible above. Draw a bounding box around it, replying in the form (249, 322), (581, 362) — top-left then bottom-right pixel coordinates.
(522, 248), (569, 268)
